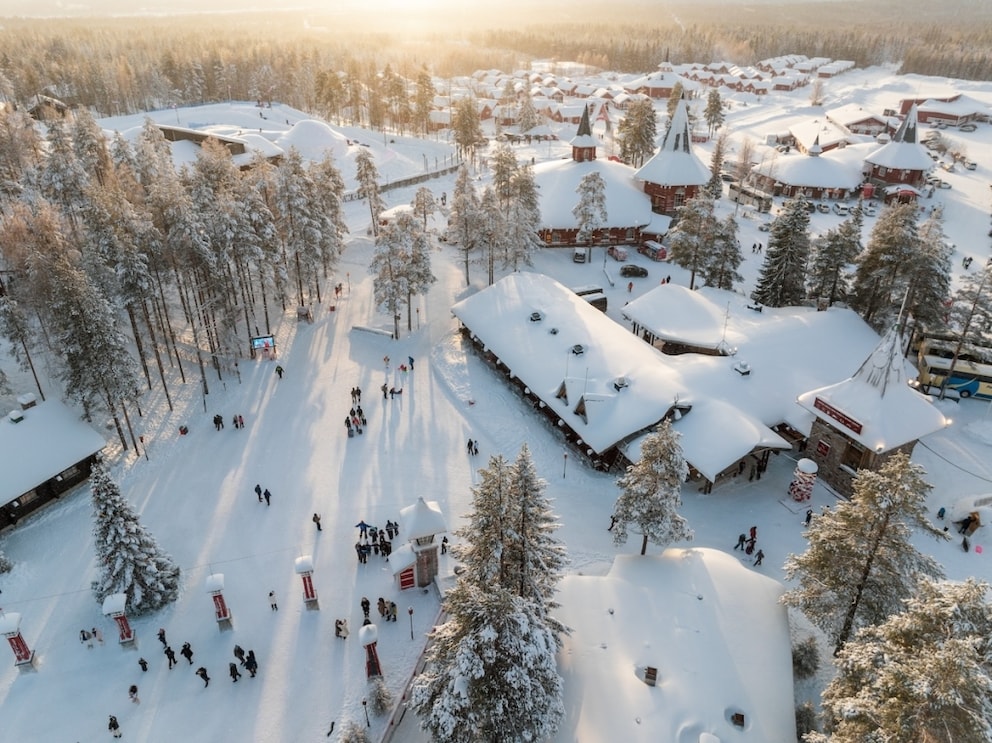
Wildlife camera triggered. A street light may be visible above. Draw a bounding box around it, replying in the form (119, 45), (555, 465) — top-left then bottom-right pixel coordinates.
(408, 606), (414, 640)
(562, 451), (568, 478)
(362, 698), (369, 727)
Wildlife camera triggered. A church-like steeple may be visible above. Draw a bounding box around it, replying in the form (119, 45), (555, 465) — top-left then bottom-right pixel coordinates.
(850, 326), (905, 397)
(892, 104), (919, 144)
(660, 97), (692, 155)
(569, 104), (598, 162)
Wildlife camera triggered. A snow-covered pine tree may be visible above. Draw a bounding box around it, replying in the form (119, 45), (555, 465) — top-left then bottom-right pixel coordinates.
(70, 108), (114, 189)
(701, 213), (742, 291)
(612, 419), (692, 555)
(490, 143), (518, 210)
(368, 675), (395, 717)
(452, 97), (485, 161)
(411, 186), (436, 232)
(410, 582), (564, 743)
(617, 97), (657, 167)
(504, 165), (544, 271)
(516, 93), (541, 134)
(405, 212), (436, 331)
(90, 459), (180, 615)
(807, 208), (862, 307)
(450, 165), (481, 286)
(478, 187), (508, 286)
(0, 105), (41, 190)
(337, 720), (371, 743)
(900, 206), (952, 338)
(273, 147), (327, 307)
(782, 452), (948, 656)
(454, 454), (513, 585)
(750, 195), (811, 307)
(505, 444), (569, 634)
(849, 201), (919, 330)
(809, 578), (992, 743)
(369, 211), (413, 340)
(307, 151), (347, 280)
(667, 195), (717, 290)
(705, 129), (728, 199)
(354, 147), (385, 238)
(413, 65), (434, 137)
(704, 88), (725, 136)
(36, 118), (89, 213)
(572, 171), (607, 248)
(0, 546), (12, 573)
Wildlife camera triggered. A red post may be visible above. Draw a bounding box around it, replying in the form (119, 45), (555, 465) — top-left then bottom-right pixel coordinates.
(7, 632), (31, 663)
(212, 593), (230, 621)
(0, 613), (34, 667)
(294, 556), (318, 610)
(113, 614), (134, 643)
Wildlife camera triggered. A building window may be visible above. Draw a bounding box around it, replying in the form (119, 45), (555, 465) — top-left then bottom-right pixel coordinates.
(673, 189), (686, 209)
(840, 440), (867, 471)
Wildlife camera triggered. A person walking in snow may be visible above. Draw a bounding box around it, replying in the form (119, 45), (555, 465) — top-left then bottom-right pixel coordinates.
(361, 596), (371, 619)
(275, 365), (284, 379)
(335, 619), (349, 639)
(753, 549), (765, 566)
(381, 382), (388, 399)
(138, 657), (148, 672)
(108, 715), (122, 738)
(234, 645), (246, 666)
(733, 533), (746, 550)
(238, 415), (244, 429)
(180, 642), (193, 665)
(157, 628), (167, 646)
(232, 414), (238, 429)
(472, 440), (479, 456)
(196, 667), (210, 687)
(377, 597), (387, 619)
(245, 650), (258, 678)
(355, 386), (361, 403)
(313, 513), (322, 531)
(269, 591), (278, 610)
(229, 662), (242, 682)
(749, 525), (757, 542)
(81, 628), (93, 648)
(92, 627), (104, 645)
(350, 387), (357, 405)
(356, 520), (370, 538)
(354, 541), (364, 563)
(129, 684), (140, 704)
(263, 488), (271, 506)
(441, 536), (448, 555)
(466, 437), (473, 455)
(164, 645), (177, 669)
(408, 356), (414, 370)
(389, 602), (398, 622)
(804, 508), (813, 527)
(254, 483), (263, 502)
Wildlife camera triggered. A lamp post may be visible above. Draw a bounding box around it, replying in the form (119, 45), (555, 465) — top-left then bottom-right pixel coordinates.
(416, 307), (420, 329)
(347, 272), (351, 291)
(408, 606), (414, 640)
(362, 698), (369, 727)
(562, 452), (568, 478)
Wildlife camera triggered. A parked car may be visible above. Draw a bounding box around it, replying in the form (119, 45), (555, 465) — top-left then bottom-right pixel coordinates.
(937, 180), (952, 189)
(965, 161), (977, 171)
(816, 203), (830, 213)
(959, 123), (978, 132)
(620, 264), (648, 278)
(572, 247), (587, 263)
(720, 172), (736, 182)
(758, 222), (771, 232)
(638, 240), (668, 261)
(607, 245), (629, 262)
(833, 203), (849, 216)
(862, 204), (877, 217)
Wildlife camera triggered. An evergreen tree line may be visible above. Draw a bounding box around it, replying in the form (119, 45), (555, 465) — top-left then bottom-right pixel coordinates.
(0, 106), (347, 450)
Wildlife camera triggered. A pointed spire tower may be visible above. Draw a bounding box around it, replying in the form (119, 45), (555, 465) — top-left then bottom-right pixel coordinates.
(864, 104), (932, 194)
(796, 325), (948, 496)
(634, 97), (711, 214)
(570, 105), (598, 162)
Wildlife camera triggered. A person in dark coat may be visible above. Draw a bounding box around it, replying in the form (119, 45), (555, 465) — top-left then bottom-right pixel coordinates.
(196, 667), (210, 687)
(354, 542), (363, 563)
(313, 513), (322, 531)
(269, 591), (278, 610)
(733, 533), (746, 550)
(441, 536), (448, 555)
(164, 645), (177, 669)
(229, 662), (242, 682)
(263, 489), (271, 506)
(361, 596), (371, 618)
(275, 365), (284, 379)
(108, 715), (122, 738)
(234, 645), (246, 666)
(255, 483), (263, 502)
(355, 387), (361, 403)
(381, 383), (388, 399)
(129, 684), (140, 704)
(138, 657), (148, 672)
(157, 628), (167, 646)
(754, 549), (765, 566)
(389, 602), (398, 622)
(245, 650), (258, 678)
(805, 509), (813, 526)
(467, 437), (474, 454)
(360, 542), (371, 563)
(356, 520), (370, 537)
(408, 356), (415, 370)
(180, 642), (193, 665)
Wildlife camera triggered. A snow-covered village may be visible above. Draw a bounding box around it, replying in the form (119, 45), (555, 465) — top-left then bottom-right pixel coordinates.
(2, 7), (992, 740)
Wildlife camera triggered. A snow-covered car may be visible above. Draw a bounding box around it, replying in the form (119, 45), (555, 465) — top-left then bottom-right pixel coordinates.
(758, 222), (771, 232)
(620, 264), (648, 278)
(937, 180), (952, 189)
(720, 172), (736, 182)
(833, 203), (849, 216)
(816, 203), (830, 213)
(572, 248), (587, 263)
(862, 204), (877, 217)
(959, 123), (978, 132)
(965, 161), (977, 170)
(607, 246), (629, 261)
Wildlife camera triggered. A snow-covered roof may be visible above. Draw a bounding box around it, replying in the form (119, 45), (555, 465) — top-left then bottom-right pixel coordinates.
(555, 549), (794, 743)
(232, 132), (284, 166)
(0, 399), (106, 506)
(622, 284), (728, 350)
(754, 147), (863, 190)
(274, 119), (349, 162)
(797, 327), (948, 452)
(864, 105), (933, 171)
(400, 497), (447, 540)
(826, 103), (887, 129)
(789, 119), (849, 152)
(532, 158), (654, 230)
(452, 273), (687, 456)
(917, 94), (989, 118)
(634, 99), (711, 187)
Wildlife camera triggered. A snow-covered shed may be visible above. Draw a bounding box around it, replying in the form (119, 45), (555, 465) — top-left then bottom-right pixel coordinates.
(0, 397), (106, 530)
(634, 99), (711, 215)
(555, 549), (795, 743)
(797, 327), (948, 497)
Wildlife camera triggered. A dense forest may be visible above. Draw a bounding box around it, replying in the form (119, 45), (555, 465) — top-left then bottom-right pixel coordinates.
(0, 0), (991, 120)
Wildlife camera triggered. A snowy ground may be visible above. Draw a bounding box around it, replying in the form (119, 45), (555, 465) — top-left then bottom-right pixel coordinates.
(2, 65), (992, 742)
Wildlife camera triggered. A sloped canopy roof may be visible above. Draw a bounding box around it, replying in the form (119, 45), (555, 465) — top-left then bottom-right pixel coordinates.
(634, 99), (710, 187)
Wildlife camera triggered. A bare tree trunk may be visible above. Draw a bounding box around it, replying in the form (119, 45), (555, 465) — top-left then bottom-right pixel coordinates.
(141, 299), (172, 412)
(127, 305), (153, 390)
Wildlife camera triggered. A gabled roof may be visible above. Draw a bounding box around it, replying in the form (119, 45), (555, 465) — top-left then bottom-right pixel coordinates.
(532, 157), (654, 230)
(864, 105), (934, 171)
(797, 327), (948, 451)
(634, 99), (710, 187)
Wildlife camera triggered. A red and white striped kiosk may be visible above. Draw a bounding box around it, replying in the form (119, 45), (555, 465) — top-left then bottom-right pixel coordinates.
(102, 593), (135, 645)
(0, 612), (35, 669)
(205, 573), (232, 628)
(294, 555), (319, 610)
(392, 497), (447, 591)
(359, 622), (382, 679)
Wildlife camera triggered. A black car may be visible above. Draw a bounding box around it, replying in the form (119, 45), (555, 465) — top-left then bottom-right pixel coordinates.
(620, 264), (648, 278)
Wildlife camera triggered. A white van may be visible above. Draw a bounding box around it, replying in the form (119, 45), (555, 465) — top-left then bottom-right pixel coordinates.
(572, 248), (587, 263)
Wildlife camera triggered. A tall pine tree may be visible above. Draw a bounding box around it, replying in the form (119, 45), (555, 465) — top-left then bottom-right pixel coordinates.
(751, 196), (811, 307)
(572, 171), (608, 247)
(90, 459), (180, 615)
(612, 420), (693, 555)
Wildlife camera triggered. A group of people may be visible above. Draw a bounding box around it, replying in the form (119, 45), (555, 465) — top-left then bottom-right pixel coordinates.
(466, 438), (480, 456)
(346, 383), (367, 437)
(353, 520), (398, 564)
(79, 627), (104, 648)
(751, 243), (764, 254)
(732, 525), (764, 565)
(212, 413), (245, 430)
(253, 483), (272, 505)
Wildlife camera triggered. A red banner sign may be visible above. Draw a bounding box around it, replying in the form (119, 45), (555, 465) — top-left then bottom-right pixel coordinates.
(814, 397), (863, 435)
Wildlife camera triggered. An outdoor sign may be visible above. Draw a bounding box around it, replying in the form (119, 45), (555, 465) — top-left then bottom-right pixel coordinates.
(813, 397), (863, 435)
